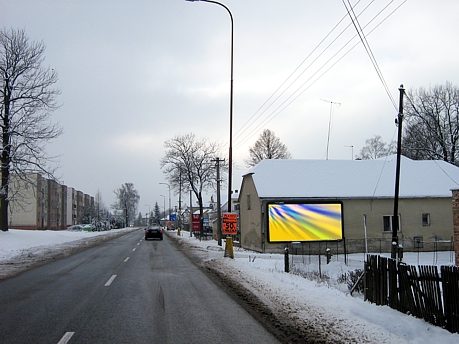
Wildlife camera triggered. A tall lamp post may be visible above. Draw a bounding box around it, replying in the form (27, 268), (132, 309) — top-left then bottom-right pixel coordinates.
(186, 0), (234, 212)
(160, 195), (166, 227)
(159, 183), (171, 229)
(145, 205), (150, 226)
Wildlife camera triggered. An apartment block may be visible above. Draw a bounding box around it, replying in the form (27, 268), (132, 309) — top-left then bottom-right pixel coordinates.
(8, 174), (93, 230)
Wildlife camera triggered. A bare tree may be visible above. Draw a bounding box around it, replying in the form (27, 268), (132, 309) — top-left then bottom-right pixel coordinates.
(160, 133), (225, 230)
(94, 190), (109, 223)
(357, 135), (395, 160)
(245, 129), (292, 167)
(402, 82), (459, 165)
(0, 28), (61, 231)
(112, 183), (140, 227)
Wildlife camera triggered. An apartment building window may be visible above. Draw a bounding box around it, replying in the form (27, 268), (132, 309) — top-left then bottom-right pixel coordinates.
(383, 215), (401, 232)
(422, 213), (430, 226)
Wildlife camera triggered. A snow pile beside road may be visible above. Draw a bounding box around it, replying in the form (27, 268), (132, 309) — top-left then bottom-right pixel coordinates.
(170, 231), (459, 344)
(0, 228), (136, 280)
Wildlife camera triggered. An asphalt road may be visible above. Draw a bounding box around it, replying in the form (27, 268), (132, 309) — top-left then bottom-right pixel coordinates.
(0, 229), (280, 344)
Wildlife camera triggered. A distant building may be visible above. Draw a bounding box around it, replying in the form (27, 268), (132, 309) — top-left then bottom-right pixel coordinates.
(8, 174), (94, 230)
(66, 187), (77, 226)
(238, 156), (459, 254)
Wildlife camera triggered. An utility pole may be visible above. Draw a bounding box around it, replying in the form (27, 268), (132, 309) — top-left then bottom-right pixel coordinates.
(321, 99), (341, 160)
(212, 157), (225, 246)
(189, 189), (193, 238)
(178, 167), (182, 234)
(392, 84), (405, 260)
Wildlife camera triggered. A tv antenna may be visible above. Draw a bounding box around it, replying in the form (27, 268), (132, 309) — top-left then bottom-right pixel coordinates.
(321, 99), (341, 160)
(345, 145), (354, 160)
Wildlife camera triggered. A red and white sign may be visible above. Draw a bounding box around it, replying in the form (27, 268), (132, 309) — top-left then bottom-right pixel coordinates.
(192, 214), (201, 232)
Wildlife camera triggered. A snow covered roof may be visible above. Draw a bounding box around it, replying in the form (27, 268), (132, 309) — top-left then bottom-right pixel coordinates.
(244, 155), (459, 199)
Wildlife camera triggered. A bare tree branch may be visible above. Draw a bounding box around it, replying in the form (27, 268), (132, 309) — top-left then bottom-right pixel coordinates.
(160, 133), (226, 228)
(244, 129), (292, 167)
(0, 28), (62, 231)
(402, 82), (459, 165)
(112, 183), (140, 227)
(357, 135), (395, 160)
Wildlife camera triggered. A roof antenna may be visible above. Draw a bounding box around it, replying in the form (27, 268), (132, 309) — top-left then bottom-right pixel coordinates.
(321, 99), (341, 160)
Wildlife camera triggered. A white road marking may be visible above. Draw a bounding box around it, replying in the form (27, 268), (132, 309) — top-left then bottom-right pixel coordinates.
(137, 243), (140, 246)
(132, 248), (136, 252)
(124, 257), (130, 262)
(57, 332), (74, 344)
(105, 275), (117, 286)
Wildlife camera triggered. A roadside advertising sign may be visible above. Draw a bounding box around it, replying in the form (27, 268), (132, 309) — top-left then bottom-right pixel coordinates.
(222, 213), (237, 235)
(192, 214), (201, 232)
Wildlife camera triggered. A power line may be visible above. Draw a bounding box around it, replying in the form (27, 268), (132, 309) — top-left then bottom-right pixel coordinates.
(233, 0), (363, 143)
(232, 1), (406, 153)
(233, 0), (368, 145)
(342, 0), (398, 110)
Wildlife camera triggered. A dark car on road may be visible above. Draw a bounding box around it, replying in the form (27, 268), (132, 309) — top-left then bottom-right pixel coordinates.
(145, 225), (163, 240)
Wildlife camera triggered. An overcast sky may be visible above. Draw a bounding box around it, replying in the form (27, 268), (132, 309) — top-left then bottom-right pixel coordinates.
(2, 0), (459, 214)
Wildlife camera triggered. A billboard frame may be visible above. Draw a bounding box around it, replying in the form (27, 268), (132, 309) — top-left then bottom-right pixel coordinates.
(266, 200), (344, 243)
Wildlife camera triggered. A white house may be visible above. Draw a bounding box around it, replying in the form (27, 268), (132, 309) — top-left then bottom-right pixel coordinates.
(238, 156), (459, 254)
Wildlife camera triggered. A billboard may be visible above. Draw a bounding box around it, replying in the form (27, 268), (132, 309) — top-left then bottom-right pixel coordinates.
(267, 202), (343, 243)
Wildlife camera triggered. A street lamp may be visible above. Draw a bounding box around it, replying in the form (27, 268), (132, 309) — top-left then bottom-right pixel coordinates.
(186, 0), (234, 212)
(160, 195), (166, 227)
(159, 183), (171, 229)
(145, 205), (150, 226)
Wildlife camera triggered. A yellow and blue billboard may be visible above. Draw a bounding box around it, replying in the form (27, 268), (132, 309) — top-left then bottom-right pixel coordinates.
(267, 202), (343, 242)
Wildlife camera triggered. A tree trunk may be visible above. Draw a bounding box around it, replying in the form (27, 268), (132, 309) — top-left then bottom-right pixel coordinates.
(0, 172), (8, 231)
(1, 80), (11, 231)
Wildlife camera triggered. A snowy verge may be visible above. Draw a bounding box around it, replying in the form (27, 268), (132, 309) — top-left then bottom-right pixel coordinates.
(0, 228), (137, 280)
(168, 230), (459, 344)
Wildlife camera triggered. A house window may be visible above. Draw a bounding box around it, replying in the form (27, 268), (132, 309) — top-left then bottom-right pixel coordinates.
(383, 215), (401, 232)
(247, 195), (251, 210)
(422, 213), (430, 226)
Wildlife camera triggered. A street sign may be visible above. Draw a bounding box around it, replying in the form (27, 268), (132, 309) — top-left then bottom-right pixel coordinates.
(192, 214), (201, 232)
(222, 213), (237, 235)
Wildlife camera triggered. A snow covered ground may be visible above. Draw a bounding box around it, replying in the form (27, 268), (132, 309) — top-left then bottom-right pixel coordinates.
(1, 228), (458, 343)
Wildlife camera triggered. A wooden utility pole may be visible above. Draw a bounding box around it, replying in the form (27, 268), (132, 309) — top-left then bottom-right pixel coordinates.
(392, 84), (405, 259)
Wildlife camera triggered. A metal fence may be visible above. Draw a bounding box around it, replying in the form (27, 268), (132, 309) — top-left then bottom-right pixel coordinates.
(284, 236), (455, 257)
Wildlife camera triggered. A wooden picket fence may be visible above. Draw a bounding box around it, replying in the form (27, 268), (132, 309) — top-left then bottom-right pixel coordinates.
(365, 255), (459, 333)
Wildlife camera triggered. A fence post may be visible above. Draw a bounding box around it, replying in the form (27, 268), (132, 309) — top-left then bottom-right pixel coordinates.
(326, 248), (332, 264)
(284, 247), (289, 273)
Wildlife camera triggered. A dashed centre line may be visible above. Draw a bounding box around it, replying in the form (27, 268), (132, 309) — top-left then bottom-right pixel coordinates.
(57, 332), (74, 344)
(104, 275), (117, 286)
(57, 239), (142, 343)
